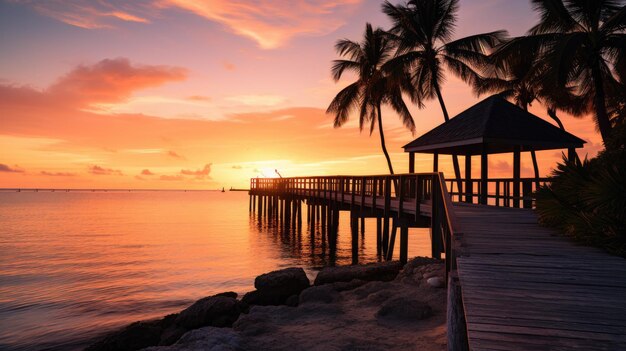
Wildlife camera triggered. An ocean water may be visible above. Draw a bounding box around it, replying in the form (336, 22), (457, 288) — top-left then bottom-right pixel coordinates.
(0, 191), (432, 351)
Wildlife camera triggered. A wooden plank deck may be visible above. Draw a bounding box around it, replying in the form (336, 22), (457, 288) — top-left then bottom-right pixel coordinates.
(453, 203), (626, 350)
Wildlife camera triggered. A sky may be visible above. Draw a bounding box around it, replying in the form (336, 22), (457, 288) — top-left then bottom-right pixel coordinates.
(0, 0), (605, 189)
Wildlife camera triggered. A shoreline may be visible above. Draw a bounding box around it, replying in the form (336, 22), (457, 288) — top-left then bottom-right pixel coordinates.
(87, 257), (446, 351)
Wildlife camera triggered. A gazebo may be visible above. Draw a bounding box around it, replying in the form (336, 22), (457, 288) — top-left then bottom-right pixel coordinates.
(403, 95), (585, 207)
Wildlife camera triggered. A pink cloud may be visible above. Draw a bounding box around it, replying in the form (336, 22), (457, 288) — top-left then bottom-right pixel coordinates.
(166, 150), (186, 159)
(47, 58), (187, 107)
(222, 61), (236, 71)
(89, 165), (123, 175)
(0, 164), (24, 173)
(163, 0), (363, 48)
(186, 95), (211, 102)
(20, 1), (362, 48)
(41, 171), (76, 176)
(181, 163), (212, 179)
(25, 0), (151, 29)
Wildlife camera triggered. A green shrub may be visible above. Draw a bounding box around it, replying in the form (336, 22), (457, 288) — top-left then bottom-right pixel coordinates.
(535, 124), (626, 257)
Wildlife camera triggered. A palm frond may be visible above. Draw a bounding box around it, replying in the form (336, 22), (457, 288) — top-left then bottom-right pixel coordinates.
(335, 39), (362, 61)
(330, 60), (361, 82)
(327, 82), (361, 128)
(442, 54), (486, 90)
(529, 0), (581, 34)
(445, 30), (508, 55)
(601, 4), (626, 34)
(431, 0), (459, 43)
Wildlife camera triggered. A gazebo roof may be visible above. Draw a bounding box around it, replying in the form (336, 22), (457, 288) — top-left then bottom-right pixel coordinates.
(403, 95), (585, 155)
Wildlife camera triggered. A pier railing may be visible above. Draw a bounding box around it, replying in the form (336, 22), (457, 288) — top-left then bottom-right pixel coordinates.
(249, 173), (461, 268)
(250, 175), (549, 209)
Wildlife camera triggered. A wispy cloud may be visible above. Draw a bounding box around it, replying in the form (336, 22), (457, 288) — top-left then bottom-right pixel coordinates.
(41, 171), (76, 176)
(163, 0), (362, 48)
(25, 0), (151, 29)
(181, 163), (212, 179)
(222, 61), (236, 71)
(140, 169), (155, 175)
(0, 164), (24, 173)
(89, 165), (123, 175)
(186, 95), (211, 102)
(166, 150), (186, 159)
(20, 0), (362, 48)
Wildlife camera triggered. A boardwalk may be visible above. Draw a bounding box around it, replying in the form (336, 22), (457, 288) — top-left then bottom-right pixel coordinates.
(453, 204), (626, 350)
(249, 174), (626, 350)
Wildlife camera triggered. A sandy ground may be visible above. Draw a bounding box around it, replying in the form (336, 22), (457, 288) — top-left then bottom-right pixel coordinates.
(145, 261), (447, 351)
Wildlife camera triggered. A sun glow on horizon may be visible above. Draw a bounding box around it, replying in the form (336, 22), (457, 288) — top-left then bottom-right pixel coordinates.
(0, 0), (606, 189)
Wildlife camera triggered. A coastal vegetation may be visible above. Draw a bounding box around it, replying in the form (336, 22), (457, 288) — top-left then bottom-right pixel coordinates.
(536, 122), (626, 257)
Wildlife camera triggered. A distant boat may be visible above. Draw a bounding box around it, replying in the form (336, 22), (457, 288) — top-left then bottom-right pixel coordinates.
(221, 187), (225, 193)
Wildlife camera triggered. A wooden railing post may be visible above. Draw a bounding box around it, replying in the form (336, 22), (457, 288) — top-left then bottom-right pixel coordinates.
(431, 175), (442, 259)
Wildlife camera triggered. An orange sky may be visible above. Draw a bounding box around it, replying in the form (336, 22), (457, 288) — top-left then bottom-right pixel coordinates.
(0, 0), (605, 189)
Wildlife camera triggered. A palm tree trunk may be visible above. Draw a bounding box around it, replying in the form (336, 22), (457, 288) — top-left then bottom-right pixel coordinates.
(590, 64), (612, 144)
(433, 81), (463, 193)
(521, 104), (541, 188)
(548, 108), (579, 163)
(377, 104), (394, 175)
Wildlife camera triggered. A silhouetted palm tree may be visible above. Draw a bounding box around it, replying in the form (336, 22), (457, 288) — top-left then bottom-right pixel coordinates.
(475, 40), (585, 181)
(524, 0), (626, 144)
(327, 23), (417, 174)
(383, 0), (506, 183)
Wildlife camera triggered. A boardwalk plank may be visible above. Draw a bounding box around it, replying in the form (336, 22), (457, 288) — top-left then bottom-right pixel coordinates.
(453, 203), (626, 351)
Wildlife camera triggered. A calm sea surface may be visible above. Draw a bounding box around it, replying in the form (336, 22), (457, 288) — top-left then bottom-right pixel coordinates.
(0, 191), (432, 351)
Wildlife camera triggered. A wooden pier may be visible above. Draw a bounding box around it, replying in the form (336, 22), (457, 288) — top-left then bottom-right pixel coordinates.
(249, 173), (626, 350)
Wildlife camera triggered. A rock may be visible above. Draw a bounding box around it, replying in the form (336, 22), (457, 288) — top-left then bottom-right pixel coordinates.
(85, 319), (163, 351)
(352, 281), (389, 300)
(426, 277), (445, 288)
(314, 262), (402, 286)
(285, 295), (299, 307)
(143, 327), (241, 351)
(299, 285), (340, 304)
(213, 291), (238, 299)
(255, 267), (310, 292)
(175, 296), (242, 329)
(159, 326), (188, 346)
(423, 271), (439, 279)
(331, 279), (368, 292)
(394, 257), (441, 281)
(241, 289), (287, 306)
(233, 312), (274, 336)
(365, 290), (393, 304)
(376, 297), (432, 321)
(243, 267), (310, 306)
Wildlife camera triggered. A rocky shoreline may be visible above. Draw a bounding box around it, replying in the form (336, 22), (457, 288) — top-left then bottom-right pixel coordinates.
(86, 257), (446, 351)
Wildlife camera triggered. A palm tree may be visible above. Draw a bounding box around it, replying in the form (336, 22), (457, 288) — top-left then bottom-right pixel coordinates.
(327, 23), (417, 174)
(475, 38), (585, 182)
(525, 0), (626, 144)
(382, 0), (506, 185)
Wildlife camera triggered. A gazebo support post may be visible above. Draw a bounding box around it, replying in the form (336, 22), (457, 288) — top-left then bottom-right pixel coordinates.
(568, 148), (577, 162)
(530, 150), (540, 188)
(433, 152), (439, 172)
(465, 153), (472, 204)
(513, 146), (521, 208)
(480, 148), (488, 205)
(409, 152), (415, 173)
